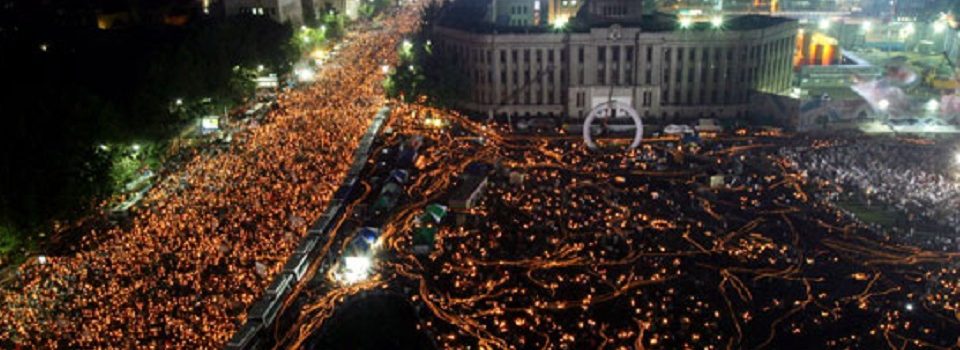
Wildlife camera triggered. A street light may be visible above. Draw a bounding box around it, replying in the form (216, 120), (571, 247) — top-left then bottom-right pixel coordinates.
(341, 256), (372, 283)
(552, 15), (570, 30)
(710, 16), (723, 29)
(818, 18), (831, 30)
(878, 99), (890, 112)
(934, 21), (947, 34)
(295, 67), (315, 82)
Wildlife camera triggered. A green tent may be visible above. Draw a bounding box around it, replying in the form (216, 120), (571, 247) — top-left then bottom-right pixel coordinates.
(413, 226), (437, 246)
(420, 203), (448, 224)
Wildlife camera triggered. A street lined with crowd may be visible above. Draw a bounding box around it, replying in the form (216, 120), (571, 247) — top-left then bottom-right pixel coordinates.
(0, 3), (419, 348)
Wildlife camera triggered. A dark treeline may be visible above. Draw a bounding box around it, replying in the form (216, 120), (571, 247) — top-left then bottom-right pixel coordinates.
(0, 11), (298, 257)
(385, 0), (467, 107)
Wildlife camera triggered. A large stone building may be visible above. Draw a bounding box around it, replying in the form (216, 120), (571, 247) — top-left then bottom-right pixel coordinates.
(432, 0), (798, 123)
(223, 0), (304, 26)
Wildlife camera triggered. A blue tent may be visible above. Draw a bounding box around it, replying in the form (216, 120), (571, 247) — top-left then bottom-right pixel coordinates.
(358, 227), (381, 246)
(389, 169), (410, 184)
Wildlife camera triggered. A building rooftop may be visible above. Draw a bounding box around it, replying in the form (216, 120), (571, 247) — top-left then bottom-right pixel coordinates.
(436, 2), (794, 35)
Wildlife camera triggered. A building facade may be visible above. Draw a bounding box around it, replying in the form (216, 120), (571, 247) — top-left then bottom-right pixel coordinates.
(433, 15), (798, 122)
(546, 0), (583, 25)
(224, 0), (303, 26)
(317, 0), (360, 19)
(490, 0), (548, 27)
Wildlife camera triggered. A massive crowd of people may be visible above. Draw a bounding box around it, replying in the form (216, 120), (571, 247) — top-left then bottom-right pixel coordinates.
(373, 110), (960, 348)
(784, 137), (960, 239)
(0, 4), (421, 348)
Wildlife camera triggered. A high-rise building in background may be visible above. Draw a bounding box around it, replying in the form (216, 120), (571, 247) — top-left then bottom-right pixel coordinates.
(223, 0), (304, 25)
(316, 0), (360, 19)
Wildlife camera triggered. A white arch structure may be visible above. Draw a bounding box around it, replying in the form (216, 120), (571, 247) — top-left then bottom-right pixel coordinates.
(582, 100), (644, 151)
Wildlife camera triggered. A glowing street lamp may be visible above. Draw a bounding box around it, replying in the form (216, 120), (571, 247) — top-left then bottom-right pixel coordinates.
(934, 21), (947, 34)
(552, 15), (570, 30)
(341, 256), (372, 283)
(710, 16), (723, 29)
(295, 67), (315, 82)
(903, 23), (915, 36)
(877, 99), (890, 111)
(818, 18), (831, 30)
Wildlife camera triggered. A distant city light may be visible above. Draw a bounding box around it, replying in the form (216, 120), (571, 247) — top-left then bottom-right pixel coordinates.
(878, 99), (890, 111)
(679, 16), (693, 29)
(552, 15), (570, 30)
(710, 16), (723, 29)
(818, 18), (831, 30)
(295, 67), (315, 82)
(201, 116), (220, 131)
(311, 49), (327, 61)
(934, 21), (947, 34)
